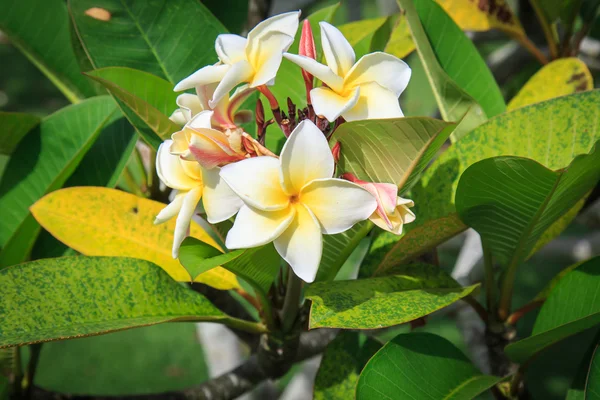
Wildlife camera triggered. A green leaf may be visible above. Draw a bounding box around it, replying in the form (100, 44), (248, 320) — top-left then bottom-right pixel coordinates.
(456, 150), (600, 273)
(0, 112), (40, 155)
(69, 0), (226, 84)
(338, 17), (389, 59)
(179, 238), (280, 296)
(357, 332), (503, 399)
(373, 90), (600, 276)
(0, 256), (246, 349)
(86, 67), (180, 150)
(202, 0), (247, 33)
(505, 257), (600, 364)
(397, 0), (491, 141)
(384, 14), (415, 59)
(314, 332), (381, 400)
(306, 263), (478, 329)
(587, 340), (600, 399)
(331, 117), (456, 191)
(0, 96), (121, 265)
(0, 0), (96, 102)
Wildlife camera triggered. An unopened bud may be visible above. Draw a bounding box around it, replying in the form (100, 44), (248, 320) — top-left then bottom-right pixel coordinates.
(299, 19), (316, 102)
(332, 142), (341, 163)
(255, 99), (265, 127)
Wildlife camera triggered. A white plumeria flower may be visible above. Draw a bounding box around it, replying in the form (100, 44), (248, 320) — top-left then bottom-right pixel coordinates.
(284, 22), (411, 122)
(174, 11), (300, 108)
(220, 120), (377, 282)
(154, 140), (243, 258)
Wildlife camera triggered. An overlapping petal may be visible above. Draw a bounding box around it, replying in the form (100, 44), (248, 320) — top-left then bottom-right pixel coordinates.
(201, 167), (244, 224)
(226, 204), (295, 249)
(310, 86), (360, 121)
(320, 21), (355, 77)
(246, 11), (300, 63)
(172, 187), (203, 258)
(282, 53), (344, 91)
(189, 127), (245, 168)
(341, 82), (403, 122)
(210, 60), (254, 107)
(279, 120), (334, 195)
(174, 63), (229, 92)
(300, 178), (377, 234)
(154, 193), (185, 225)
(156, 140), (199, 191)
(215, 34), (247, 64)
(344, 52), (411, 97)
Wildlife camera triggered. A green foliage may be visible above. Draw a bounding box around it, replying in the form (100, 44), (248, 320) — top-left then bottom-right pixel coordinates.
(0, 256), (235, 348)
(69, 0), (226, 84)
(318, 221), (372, 282)
(0, 0), (97, 102)
(306, 263), (478, 329)
(505, 257), (600, 363)
(314, 332), (381, 400)
(357, 332), (502, 399)
(0, 112), (40, 155)
(86, 67), (180, 150)
(588, 341), (600, 399)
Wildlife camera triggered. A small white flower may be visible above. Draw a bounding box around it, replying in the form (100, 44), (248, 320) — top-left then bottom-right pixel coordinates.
(154, 140), (243, 257)
(284, 22), (411, 122)
(174, 11), (300, 107)
(219, 120), (377, 282)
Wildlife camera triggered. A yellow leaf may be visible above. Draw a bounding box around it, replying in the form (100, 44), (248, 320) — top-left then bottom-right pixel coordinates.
(384, 15), (415, 59)
(435, 0), (525, 37)
(30, 187), (239, 290)
(338, 17), (388, 47)
(508, 58), (593, 111)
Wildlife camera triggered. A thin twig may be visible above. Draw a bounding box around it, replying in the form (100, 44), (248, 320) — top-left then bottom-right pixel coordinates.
(529, 0), (558, 60)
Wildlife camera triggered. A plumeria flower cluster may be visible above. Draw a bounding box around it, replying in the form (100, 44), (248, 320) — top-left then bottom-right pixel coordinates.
(155, 12), (416, 282)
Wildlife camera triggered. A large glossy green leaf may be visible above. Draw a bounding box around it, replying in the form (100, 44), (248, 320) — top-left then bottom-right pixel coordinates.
(456, 151), (600, 273)
(397, 0), (489, 141)
(0, 112), (40, 155)
(314, 332), (381, 400)
(202, 0), (247, 33)
(357, 332), (502, 399)
(179, 238), (280, 296)
(372, 90), (600, 277)
(86, 67), (179, 150)
(505, 257), (600, 364)
(0, 256), (249, 348)
(0, 96), (121, 265)
(587, 340), (600, 399)
(306, 263), (478, 329)
(338, 17), (389, 59)
(331, 117), (455, 190)
(0, 0), (96, 102)
(69, 0), (226, 84)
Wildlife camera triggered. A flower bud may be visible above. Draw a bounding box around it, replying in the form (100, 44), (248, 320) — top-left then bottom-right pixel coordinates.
(299, 19), (316, 102)
(332, 141), (341, 164)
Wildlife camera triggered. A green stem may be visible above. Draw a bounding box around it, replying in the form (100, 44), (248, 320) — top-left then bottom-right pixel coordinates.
(122, 167), (144, 197)
(223, 317), (268, 334)
(530, 0), (559, 59)
(483, 241), (496, 317)
(13, 346), (22, 397)
(281, 268), (303, 332)
(24, 344), (42, 399)
(255, 289), (276, 331)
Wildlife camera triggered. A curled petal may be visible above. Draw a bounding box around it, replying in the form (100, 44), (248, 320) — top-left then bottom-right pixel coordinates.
(310, 86), (360, 122)
(274, 203), (322, 283)
(154, 193), (185, 225)
(249, 34), (295, 87)
(215, 34), (247, 64)
(300, 178), (377, 234)
(187, 110), (214, 130)
(189, 128), (245, 169)
(172, 187), (203, 258)
(176, 93), (205, 122)
(341, 82), (403, 122)
(201, 167), (243, 224)
(280, 120), (335, 195)
(319, 21), (355, 77)
(210, 60), (254, 108)
(246, 11), (300, 58)
(174, 64), (229, 92)
(170, 129), (192, 159)
(345, 52), (411, 97)
(226, 204), (295, 249)
(283, 53), (344, 91)
(220, 156), (290, 211)
(370, 196), (416, 235)
(169, 109), (187, 126)
(156, 140), (199, 190)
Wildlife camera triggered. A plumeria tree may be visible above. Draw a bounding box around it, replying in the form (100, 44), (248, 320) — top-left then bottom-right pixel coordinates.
(0, 0), (599, 399)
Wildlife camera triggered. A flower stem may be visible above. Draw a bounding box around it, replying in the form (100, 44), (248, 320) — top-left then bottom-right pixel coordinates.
(281, 268), (304, 332)
(514, 33), (549, 64)
(529, 0), (559, 60)
(223, 317), (268, 334)
(482, 241), (496, 316)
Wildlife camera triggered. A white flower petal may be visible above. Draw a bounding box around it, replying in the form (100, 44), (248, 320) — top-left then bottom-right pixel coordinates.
(169, 109), (187, 126)
(310, 86), (360, 122)
(345, 52), (411, 97)
(172, 187), (203, 258)
(319, 21), (356, 77)
(283, 53), (344, 91)
(274, 203), (322, 283)
(249, 34), (295, 87)
(202, 167), (244, 223)
(156, 140), (199, 190)
(210, 60), (254, 108)
(196, 82), (219, 110)
(174, 64), (229, 92)
(220, 156), (290, 211)
(187, 110), (214, 129)
(226, 204), (295, 249)
(154, 193), (185, 224)
(301, 178), (377, 234)
(246, 11), (301, 51)
(279, 120), (334, 195)
(341, 82), (403, 122)
(215, 34), (248, 64)
(175, 93), (205, 122)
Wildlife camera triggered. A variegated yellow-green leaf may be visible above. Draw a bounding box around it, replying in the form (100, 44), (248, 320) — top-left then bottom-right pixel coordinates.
(508, 58), (593, 111)
(384, 15), (415, 59)
(30, 187), (239, 290)
(306, 264), (478, 329)
(338, 17), (388, 58)
(0, 256), (253, 349)
(357, 332), (503, 399)
(371, 90), (600, 277)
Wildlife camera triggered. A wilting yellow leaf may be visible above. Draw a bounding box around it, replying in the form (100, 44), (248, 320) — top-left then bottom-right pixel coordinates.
(508, 58), (593, 111)
(384, 15), (415, 59)
(435, 0), (525, 37)
(30, 187), (239, 290)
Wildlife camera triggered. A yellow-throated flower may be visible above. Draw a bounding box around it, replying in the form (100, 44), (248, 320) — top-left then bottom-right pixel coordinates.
(284, 22), (411, 122)
(174, 11), (300, 107)
(219, 120), (377, 282)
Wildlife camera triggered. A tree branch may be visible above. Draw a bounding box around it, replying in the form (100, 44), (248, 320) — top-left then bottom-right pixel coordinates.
(27, 329), (337, 400)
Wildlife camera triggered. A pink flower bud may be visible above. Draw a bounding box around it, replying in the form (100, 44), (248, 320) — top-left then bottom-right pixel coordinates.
(332, 141), (341, 164)
(299, 19), (316, 101)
